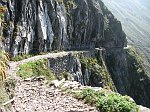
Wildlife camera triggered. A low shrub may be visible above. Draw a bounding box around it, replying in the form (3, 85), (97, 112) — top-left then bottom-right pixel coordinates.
(75, 88), (139, 112)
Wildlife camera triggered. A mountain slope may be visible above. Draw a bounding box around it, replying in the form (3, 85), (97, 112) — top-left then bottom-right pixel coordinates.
(102, 0), (150, 71)
(1, 0), (150, 109)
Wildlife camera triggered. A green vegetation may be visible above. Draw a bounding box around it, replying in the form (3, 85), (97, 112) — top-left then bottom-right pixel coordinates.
(58, 72), (73, 81)
(57, 0), (76, 13)
(0, 13), (4, 20)
(0, 6), (6, 20)
(64, 0), (76, 11)
(0, 13), (8, 31)
(127, 47), (145, 74)
(10, 54), (34, 61)
(0, 81), (9, 105)
(13, 25), (19, 37)
(0, 77), (16, 110)
(0, 78), (15, 109)
(17, 59), (56, 81)
(4, 77), (16, 99)
(0, 50), (10, 107)
(0, 51), (9, 81)
(56, 0), (63, 3)
(75, 88), (139, 112)
(10, 52), (49, 62)
(1, 21), (8, 30)
(80, 57), (116, 91)
(126, 47), (150, 106)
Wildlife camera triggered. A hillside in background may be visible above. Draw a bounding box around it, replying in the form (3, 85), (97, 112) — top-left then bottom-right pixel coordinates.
(102, 0), (150, 72)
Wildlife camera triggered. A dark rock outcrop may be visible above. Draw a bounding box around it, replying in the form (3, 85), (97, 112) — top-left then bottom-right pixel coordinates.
(0, 0), (126, 55)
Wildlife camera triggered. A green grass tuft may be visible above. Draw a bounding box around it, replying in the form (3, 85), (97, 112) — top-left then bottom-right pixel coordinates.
(10, 54), (34, 62)
(75, 88), (139, 112)
(17, 59), (56, 81)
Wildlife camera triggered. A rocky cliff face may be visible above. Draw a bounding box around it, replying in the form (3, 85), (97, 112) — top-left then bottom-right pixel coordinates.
(47, 50), (116, 91)
(0, 0), (150, 108)
(0, 0), (126, 55)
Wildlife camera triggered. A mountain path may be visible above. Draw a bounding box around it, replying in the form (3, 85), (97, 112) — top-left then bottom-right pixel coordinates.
(6, 52), (98, 112)
(7, 51), (71, 77)
(6, 51), (150, 112)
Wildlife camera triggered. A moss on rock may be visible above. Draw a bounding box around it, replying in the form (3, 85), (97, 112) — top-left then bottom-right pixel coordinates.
(80, 57), (116, 91)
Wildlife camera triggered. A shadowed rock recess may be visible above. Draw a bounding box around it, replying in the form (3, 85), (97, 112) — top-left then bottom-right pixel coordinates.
(0, 0), (150, 109)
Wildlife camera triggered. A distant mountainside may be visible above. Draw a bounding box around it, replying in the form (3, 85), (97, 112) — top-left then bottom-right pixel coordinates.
(102, 0), (150, 71)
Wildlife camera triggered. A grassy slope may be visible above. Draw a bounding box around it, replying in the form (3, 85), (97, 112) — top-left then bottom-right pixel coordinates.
(17, 59), (56, 81)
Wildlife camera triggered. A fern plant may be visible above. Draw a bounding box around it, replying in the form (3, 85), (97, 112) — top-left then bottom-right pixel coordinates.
(0, 51), (9, 81)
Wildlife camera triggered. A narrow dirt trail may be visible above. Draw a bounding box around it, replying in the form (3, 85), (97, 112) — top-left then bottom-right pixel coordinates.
(6, 52), (98, 112)
(7, 51), (70, 77)
(14, 80), (97, 112)
(6, 51), (150, 112)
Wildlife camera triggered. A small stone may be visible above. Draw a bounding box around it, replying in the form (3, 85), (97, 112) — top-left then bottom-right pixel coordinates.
(24, 78), (32, 81)
(78, 109), (84, 112)
(89, 107), (95, 111)
(70, 108), (77, 112)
